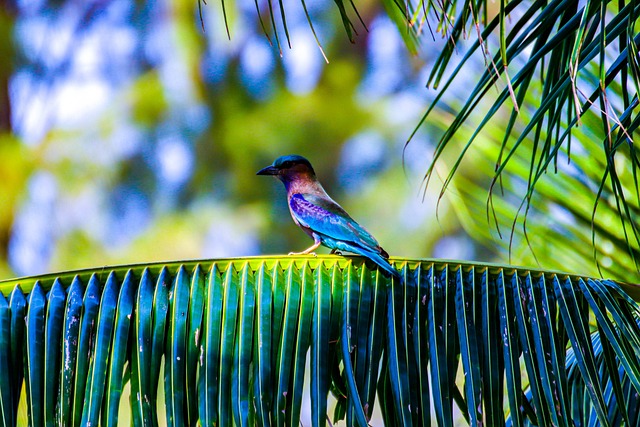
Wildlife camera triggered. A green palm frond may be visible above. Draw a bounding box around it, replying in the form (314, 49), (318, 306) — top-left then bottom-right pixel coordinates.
(562, 318), (640, 425)
(448, 119), (640, 281)
(0, 256), (639, 426)
(410, 0), (640, 271)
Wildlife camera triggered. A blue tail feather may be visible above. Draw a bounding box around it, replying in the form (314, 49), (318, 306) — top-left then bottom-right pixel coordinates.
(320, 236), (400, 278)
(361, 249), (401, 279)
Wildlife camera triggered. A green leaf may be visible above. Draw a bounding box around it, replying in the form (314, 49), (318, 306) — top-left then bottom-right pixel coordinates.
(58, 277), (84, 426)
(164, 266), (190, 426)
(531, 274), (570, 425)
(198, 263), (224, 426)
(150, 266), (171, 419)
(25, 283), (46, 427)
(478, 268), (504, 425)
(414, 0), (640, 274)
(555, 276), (610, 426)
(253, 262), (273, 426)
(427, 267), (454, 426)
(455, 267), (482, 425)
(9, 286), (26, 423)
(289, 261), (313, 425)
(275, 262), (300, 426)
(363, 268), (387, 419)
(497, 271), (525, 427)
(130, 269), (155, 426)
(380, 0), (419, 54)
(341, 262), (368, 427)
(72, 275), (101, 427)
(44, 279), (65, 425)
(270, 262), (287, 423)
(232, 262), (256, 426)
(81, 272), (120, 426)
(310, 262), (333, 427)
(412, 264), (431, 427)
(514, 273), (552, 425)
(0, 292), (12, 427)
(218, 265), (239, 425)
(186, 265), (206, 426)
(103, 270), (136, 426)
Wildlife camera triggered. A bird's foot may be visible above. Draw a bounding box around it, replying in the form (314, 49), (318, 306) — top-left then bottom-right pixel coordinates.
(288, 251), (317, 256)
(289, 241), (321, 256)
(330, 249), (343, 255)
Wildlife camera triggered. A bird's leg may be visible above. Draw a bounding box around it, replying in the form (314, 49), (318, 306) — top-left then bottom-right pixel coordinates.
(289, 239), (321, 256)
(330, 248), (343, 255)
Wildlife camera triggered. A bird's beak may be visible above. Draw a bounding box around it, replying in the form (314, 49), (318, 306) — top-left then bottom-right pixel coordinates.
(256, 165), (279, 176)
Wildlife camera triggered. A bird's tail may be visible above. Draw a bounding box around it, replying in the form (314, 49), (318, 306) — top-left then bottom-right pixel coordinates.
(362, 250), (401, 279)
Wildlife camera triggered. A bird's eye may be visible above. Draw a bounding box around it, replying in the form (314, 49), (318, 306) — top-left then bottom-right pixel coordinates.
(282, 161), (293, 168)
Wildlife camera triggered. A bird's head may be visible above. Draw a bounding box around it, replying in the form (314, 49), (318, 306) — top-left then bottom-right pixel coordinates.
(256, 155), (316, 184)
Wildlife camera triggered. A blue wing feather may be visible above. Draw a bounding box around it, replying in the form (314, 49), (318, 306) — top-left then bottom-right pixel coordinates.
(289, 194), (380, 251)
(289, 193), (399, 277)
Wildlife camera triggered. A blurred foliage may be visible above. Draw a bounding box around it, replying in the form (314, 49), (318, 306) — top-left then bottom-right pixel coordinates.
(0, 0), (469, 281)
(0, 135), (32, 277)
(129, 71), (169, 127)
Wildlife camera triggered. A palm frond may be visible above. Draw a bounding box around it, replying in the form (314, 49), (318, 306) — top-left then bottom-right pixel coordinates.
(0, 256), (638, 426)
(447, 126), (640, 282)
(412, 0), (640, 273)
(513, 305), (640, 426)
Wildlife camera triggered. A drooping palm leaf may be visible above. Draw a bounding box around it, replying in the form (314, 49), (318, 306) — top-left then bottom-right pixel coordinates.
(0, 256), (638, 426)
(447, 125), (640, 282)
(408, 0), (640, 273)
(513, 292), (640, 426)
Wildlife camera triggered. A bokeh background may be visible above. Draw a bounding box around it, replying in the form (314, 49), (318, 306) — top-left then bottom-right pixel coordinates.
(1, 0), (636, 283)
(0, 0), (500, 281)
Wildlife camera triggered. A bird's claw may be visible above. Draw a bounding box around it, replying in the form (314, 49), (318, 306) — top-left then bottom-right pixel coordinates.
(330, 249), (343, 255)
(288, 251), (317, 256)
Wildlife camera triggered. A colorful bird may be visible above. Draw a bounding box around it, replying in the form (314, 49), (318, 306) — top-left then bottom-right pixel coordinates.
(257, 154), (399, 278)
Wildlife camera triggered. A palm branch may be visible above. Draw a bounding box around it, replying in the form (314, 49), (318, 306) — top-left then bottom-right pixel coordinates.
(0, 256), (638, 426)
(411, 0), (640, 273)
(444, 117), (640, 281)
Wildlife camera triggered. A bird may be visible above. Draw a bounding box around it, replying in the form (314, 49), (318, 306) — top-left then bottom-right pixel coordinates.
(257, 154), (399, 278)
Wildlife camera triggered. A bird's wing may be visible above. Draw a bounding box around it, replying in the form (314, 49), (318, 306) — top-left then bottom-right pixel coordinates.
(289, 193), (384, 254)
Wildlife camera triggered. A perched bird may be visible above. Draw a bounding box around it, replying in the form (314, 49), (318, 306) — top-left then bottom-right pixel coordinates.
(257, 154), (399, 278)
